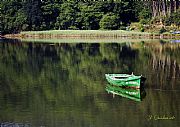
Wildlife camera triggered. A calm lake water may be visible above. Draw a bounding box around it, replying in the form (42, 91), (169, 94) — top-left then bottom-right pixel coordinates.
(0, 39), (180, 127)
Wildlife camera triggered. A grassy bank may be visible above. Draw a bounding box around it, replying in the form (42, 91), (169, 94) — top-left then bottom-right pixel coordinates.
(6, 30), (150, 38)
(4, 30), (180, 39)
(21, 30), (150, 35)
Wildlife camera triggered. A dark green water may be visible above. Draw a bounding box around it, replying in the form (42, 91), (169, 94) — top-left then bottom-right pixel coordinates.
(0, 39), (180, 127)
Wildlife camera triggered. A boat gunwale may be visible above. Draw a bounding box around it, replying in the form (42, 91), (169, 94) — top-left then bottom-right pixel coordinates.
(105, 74), (141, 81)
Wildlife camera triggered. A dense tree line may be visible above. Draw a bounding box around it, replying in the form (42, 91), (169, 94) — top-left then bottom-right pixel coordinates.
(0, 0), (179, 34)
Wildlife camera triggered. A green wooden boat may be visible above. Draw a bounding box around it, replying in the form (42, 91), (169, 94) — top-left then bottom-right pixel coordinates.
(105, 84), (146, 102)
(105, 73), (146, 88)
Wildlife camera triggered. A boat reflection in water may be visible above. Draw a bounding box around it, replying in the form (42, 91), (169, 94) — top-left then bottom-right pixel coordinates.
(105, 84), (146, 102)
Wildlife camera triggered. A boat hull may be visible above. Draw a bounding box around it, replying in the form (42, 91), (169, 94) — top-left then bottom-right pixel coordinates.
(105, 74), (145, 88)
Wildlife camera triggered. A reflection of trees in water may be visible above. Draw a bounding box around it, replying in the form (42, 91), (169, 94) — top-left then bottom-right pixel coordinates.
(0, 42), (141, 126)
(1, 41), (180, 91)
(0, 41), (180, 126)
(142, 43), (180, 90)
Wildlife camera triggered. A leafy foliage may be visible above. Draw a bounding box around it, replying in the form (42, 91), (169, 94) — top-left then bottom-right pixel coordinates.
(55, 1), (78, 30)
(99, 13), (119, 30)
(138, 8), (152, 25)
(0, 0), (135, 34)
(0, 0), (179, 34)
(23, 0), (43, 31)
(164, 9), (180, 26)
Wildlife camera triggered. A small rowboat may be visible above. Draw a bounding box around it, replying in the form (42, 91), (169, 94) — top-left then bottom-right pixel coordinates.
(105, 73), (146, 89)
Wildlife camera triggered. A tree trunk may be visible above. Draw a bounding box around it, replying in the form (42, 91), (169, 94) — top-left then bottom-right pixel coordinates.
(175, 0), (179, 11)
(152, 0), (158, 17)
(170, 0), (174, 15)
(162, 0), (167, 16)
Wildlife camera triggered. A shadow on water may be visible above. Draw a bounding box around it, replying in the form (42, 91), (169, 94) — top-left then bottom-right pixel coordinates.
(0, 40), (180, 127)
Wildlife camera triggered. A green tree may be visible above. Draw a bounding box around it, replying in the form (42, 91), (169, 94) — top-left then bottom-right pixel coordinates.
(77, 2), (103, 30)
(171, 9), (180, 26)
(23, 0), (43, 30)
(165, 9), (180, 26)
(118, 1), (135, 24)
(99, 13), (120, 30)
(1, 0), (180, 34)
(14, 9), (27, 32)
(0, 0), (25, 34)
(55, 1), (78, 30)
(139, 8), (152, 24)
(41, 0), (61, 30)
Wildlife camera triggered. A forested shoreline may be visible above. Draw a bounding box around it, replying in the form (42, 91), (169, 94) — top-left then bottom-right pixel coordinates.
(0, 0), (180, 35)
